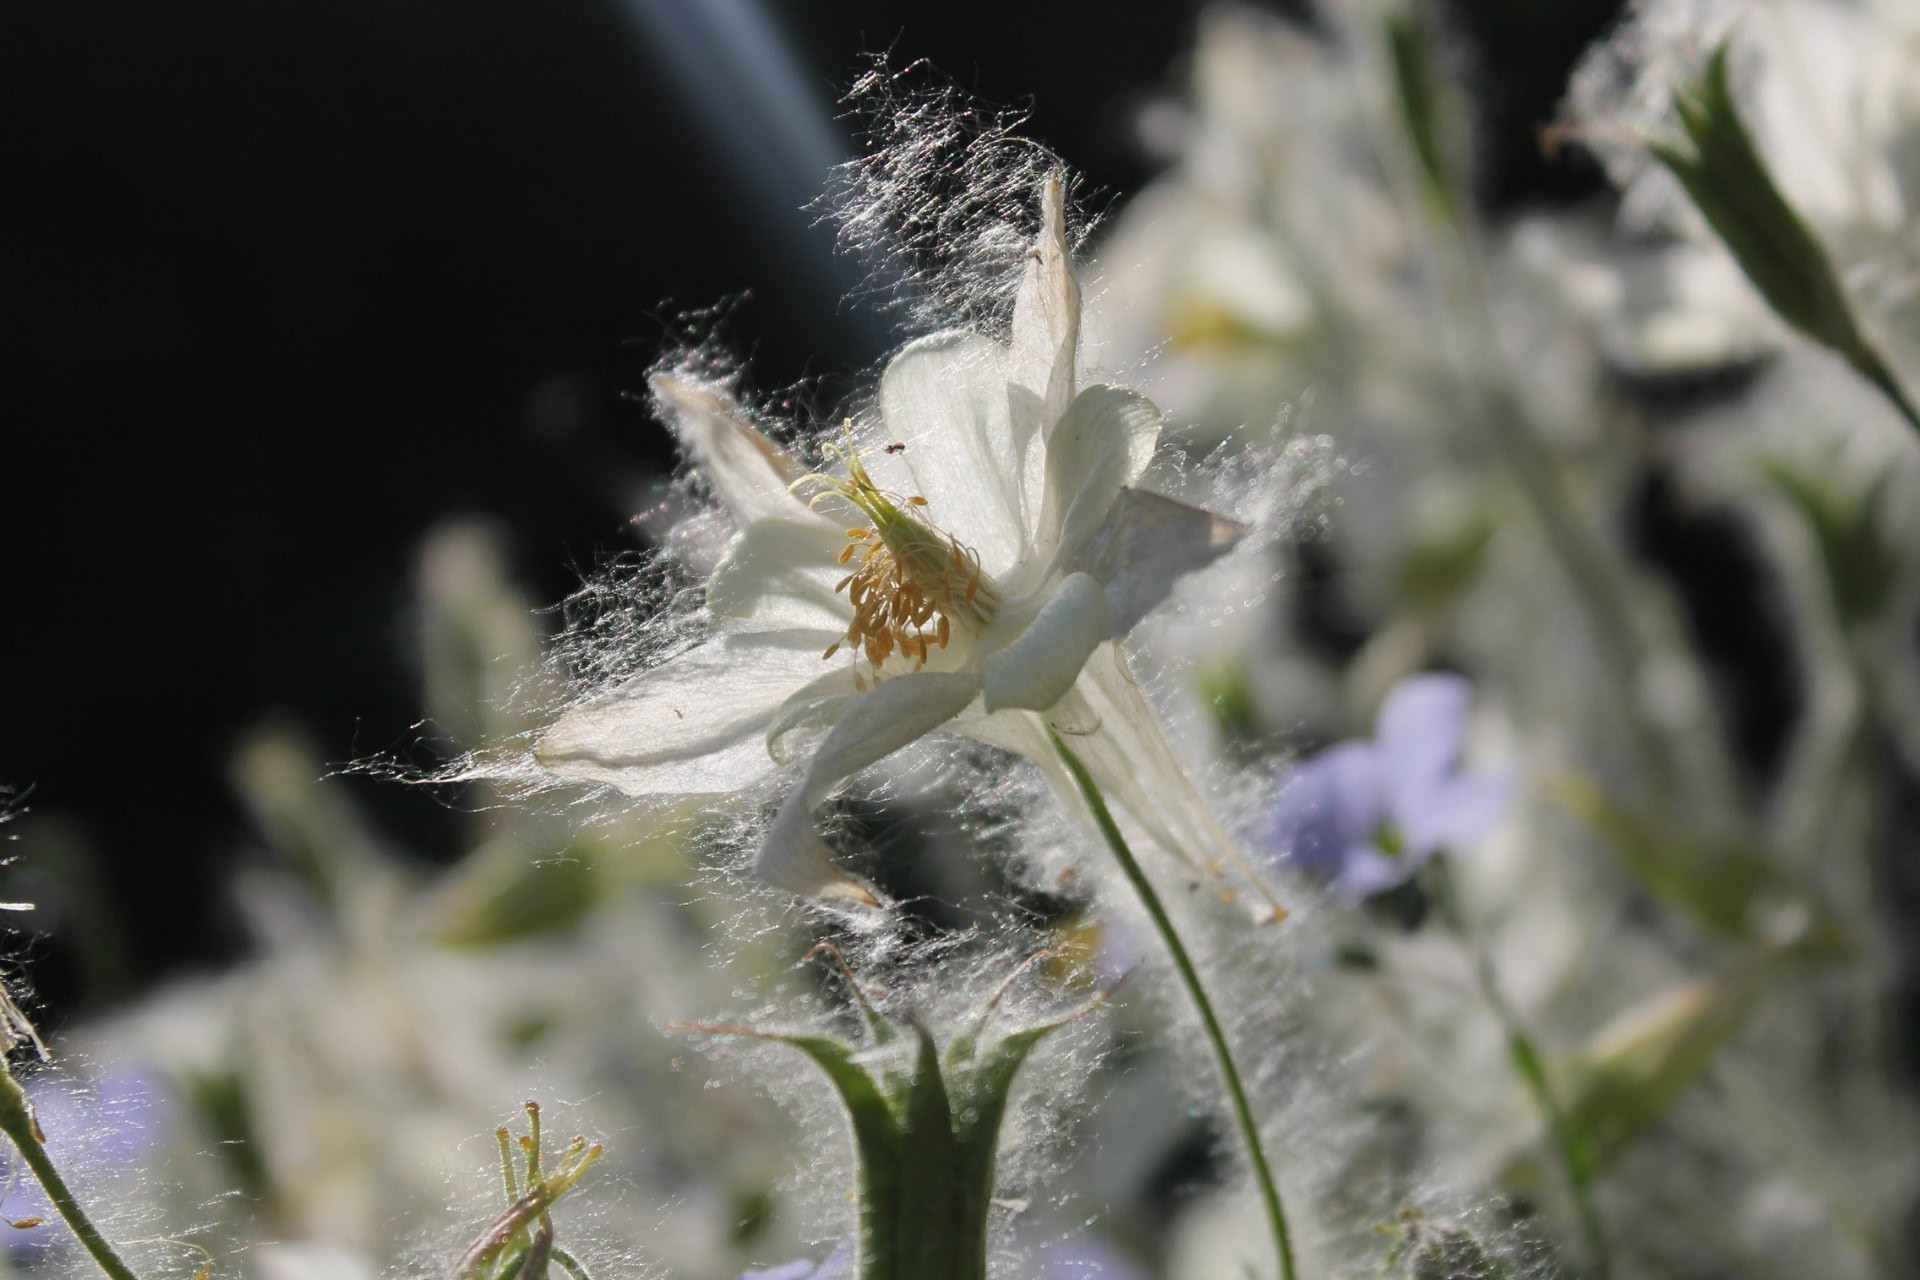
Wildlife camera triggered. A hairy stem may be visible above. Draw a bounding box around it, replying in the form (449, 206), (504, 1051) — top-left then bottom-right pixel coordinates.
(1051, 733), (1299, 1280)
(0, 1065), (146, 1280)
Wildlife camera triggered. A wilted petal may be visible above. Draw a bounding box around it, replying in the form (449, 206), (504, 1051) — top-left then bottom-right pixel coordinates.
(1036, 385), (1162, 576)
(1264, 741), (1388, 882)
(757, 672), (982, 900)
(708, 518), (856, 630)
(535, 631), (841, 795)
(651, 374), (822, 528)
(1073, 488), (1248, 638)
(982, 571), (1111, 713)
(1009, 172), (1081, 458)
(1375, 672), (1471, 797)
(877, 332), (1028, 574)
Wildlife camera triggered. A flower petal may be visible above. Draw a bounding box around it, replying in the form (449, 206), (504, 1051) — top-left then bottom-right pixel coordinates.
(1009, 173), (1081, 456)
(1036, 385), (1162, 575)
(1264, 741), (1389, 881)
(764, 665), (864, 765)
(1375, 672), (1471, 799)
(757, 671), (982, 901)
(1071, 488), (1248, 638)
(534, 630), (839, 795)
(651, 373), (826, 528)
(877, 332), (1028, 574)
(1070, 644), (1258, 884)
(1328, 845), (1414, 904)
(981, 571), (1111, 713)
(708, 518), (856, 630)
(1399, 771), (1512, 862)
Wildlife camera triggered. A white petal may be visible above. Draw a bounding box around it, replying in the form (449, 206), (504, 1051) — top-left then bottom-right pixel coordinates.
(535, 630), (838, 795)
(1075, 645), (1279, 910)
(981, 572), (1110, 713)
(877, 333), (1028, 574)
(959, 650), (1284, 917)
(651, 374), (826, 528)
(708, 518), (855, 630)
(1038, 385), (1162, 572)
(1072, 488), (1248, 638)
(764, 665), (864, 765)
(1009, 173), (1081, 455)
(757, 672), (982, 900)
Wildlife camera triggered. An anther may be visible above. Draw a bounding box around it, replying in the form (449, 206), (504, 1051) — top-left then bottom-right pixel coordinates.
(838, 543), (857, 565)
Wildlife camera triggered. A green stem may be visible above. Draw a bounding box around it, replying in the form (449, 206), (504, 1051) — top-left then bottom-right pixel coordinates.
(1051, 733), (1299, 1280)
(1432, 865), (1610, 1280)
(0, 1065), (146, 1280)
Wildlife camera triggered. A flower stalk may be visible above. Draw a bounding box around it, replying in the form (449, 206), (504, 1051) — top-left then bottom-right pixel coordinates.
(1050, 731), (1300, 1280)
(1428, 862), (1609, 1280)
(0, 1060), (147, 1280)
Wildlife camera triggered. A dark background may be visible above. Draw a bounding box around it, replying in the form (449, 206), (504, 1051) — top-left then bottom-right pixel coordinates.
(1, 0), (1620, 1022)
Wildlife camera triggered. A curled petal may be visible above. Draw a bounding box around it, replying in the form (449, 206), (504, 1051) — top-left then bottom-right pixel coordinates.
(982, 571), (1110, 714)
(1037, 385), (1163, 574)
(757, 672), (983, 901)
(535, 631), (841, 795)
(1072, 488), (1248, 638)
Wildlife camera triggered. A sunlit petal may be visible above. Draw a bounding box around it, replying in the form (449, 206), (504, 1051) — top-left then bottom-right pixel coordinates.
(650, 374), (825, 528)
(1073, 488), (1248, 638)
(535, 630), (840, 795)
(982, 571), (1111, 713)
(877, 332), (1028, 573)
(756, 672), (983, 900)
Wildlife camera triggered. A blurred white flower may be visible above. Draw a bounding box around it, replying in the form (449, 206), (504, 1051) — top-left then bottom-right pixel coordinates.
(538, 178), (1259, 906)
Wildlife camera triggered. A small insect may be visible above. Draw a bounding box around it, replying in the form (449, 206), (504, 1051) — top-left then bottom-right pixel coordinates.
(883, 441), (907, 455)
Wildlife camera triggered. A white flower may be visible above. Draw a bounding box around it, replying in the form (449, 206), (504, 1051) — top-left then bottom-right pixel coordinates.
(537, 178), (1264, 907)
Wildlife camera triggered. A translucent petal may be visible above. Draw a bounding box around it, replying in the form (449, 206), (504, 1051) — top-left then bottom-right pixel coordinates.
(1072, 488), (1248, 637)
(1009, 173), (1081, 461)
(1036, 385), (1162, 574)
(650, 374), (826, 529)
(1068, 643), (1252, 882)
(877, 332), (1028, 575)
(708, 518), (855, 630)
(981, 571), (1110, 713)
(534, 630), (838, 795)
(756, 671), (983, 901)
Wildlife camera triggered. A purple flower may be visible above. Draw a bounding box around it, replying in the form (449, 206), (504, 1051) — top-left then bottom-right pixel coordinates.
(0, 1067), (166, 1252)
(1264, 674), (1510, 903)
(740, 1243), (852, 1280)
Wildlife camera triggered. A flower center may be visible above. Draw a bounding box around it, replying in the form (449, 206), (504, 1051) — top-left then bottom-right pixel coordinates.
(796, 434), (998, 686)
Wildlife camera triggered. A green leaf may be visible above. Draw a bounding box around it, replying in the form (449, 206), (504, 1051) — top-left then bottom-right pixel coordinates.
(1560, 778), (1853, 966)
(1651, 45), (1920, 431)
(1755, 456), (1902, 627)
(1385, 5), (1466, 214)
(1559, 974), (1756, 1176)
